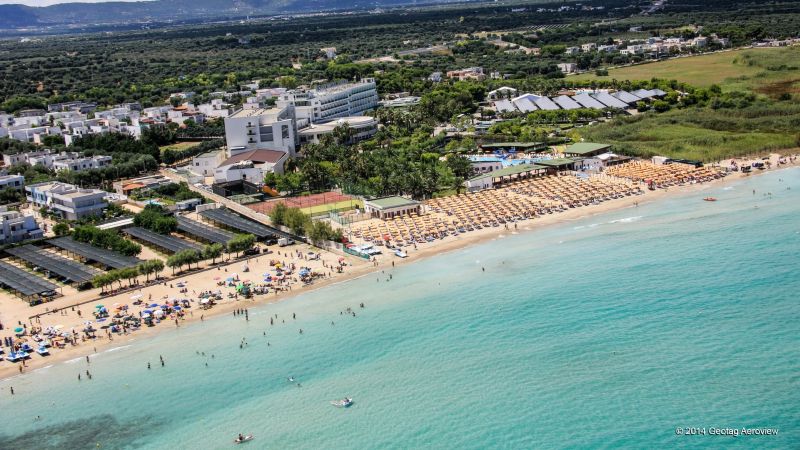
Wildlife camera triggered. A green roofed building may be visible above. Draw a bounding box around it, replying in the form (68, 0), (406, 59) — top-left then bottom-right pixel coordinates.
(535, 158), (577, 173)
(364, 196), (421, 220)
(564, 142), (611, 157)
(465, 164), (547, 192)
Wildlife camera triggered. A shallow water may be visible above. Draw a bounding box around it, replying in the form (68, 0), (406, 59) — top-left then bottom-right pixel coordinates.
(1, 168), (799, 449)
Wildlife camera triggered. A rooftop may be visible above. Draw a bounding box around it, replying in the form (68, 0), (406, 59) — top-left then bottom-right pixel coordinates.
(220, 149), (287, 166)
(468, 164), (546, 182)
(565, 143), (612, 155)
(535, 158), (577, 167)
(229, 107), (284, 119)
(365, 196), (420, 209)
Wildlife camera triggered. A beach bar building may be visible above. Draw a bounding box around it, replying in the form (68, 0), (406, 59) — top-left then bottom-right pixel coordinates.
(464, 164), (547, 192)
(564, 142), (612, 158)
(535, 158), (578, 174)
(364, 196), (421, 220)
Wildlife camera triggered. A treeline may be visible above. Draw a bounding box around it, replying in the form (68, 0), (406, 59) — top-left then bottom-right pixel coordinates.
(269, 203), (342, 243)
(133, 204), (178, 234)
(91, 259), (164, 292)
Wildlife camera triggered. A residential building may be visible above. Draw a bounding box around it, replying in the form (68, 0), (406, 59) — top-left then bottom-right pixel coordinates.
(192, 150), (226, 176)
(446, 67), (485, 81)
(113, 175), (172, 196)
(565, 46), (580, 55)
(298, 116), (378, 145)
(26, 181), (108, 220)
(692, 36), (708, 47)
(224, 105), (298, 155)
(621, 45), (646, 56)
(429, 72), (443, 83)
(51, 155), (112, 172)
(198, 99), (234, 119)
(0, 174), (24, 191)
(581, 43), (596, 52)
(557, 63), (578, 74)
(321, 47), (337, 59)
(597, 44), (618, 53)
(214, 149), (289, 182)
(0, 207), (43, 244)
(3, 149), (51, 166)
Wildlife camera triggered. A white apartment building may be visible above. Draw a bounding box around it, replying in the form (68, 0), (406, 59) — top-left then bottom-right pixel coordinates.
(213, 149), (288, 183)
(275, 79), (379, 127)
(223, 105), (298, 156)
(198, 99), (234, 119)
(26, 181), (108, 221)
(52, 155), (112, 172)
(0, 207), (43, 244)
(0, 174), (25, 191)
(192, 150), (226, 176)
(557, 63), (578, 74)
(581, 43), (596, 52)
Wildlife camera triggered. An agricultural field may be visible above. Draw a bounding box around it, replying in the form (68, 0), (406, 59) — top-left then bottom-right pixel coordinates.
(574, 46), (800, 92)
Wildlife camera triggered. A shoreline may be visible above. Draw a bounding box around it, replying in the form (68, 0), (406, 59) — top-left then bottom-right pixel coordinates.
(2, 156), (797, 381)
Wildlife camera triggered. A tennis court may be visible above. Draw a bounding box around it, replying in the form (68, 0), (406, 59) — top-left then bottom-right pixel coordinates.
(249, 192), (361, 215)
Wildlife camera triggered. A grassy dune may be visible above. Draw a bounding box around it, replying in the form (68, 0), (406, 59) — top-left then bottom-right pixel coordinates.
(577, 47), (800, 161)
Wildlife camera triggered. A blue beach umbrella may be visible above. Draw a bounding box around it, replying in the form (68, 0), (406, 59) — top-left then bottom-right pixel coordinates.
(96, 318), (107, 322)
(14, 327), (24, 333)
(149, 303), (159, 307)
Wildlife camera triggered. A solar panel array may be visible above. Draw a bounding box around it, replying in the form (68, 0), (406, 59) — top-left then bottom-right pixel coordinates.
(199, 208), (274, 239)
(0, 260), (59, 296)
(5, 245), (100, 283)
(49, 237), (141, 269)
(176, 216), (235, 245)
(123, 227), (202, 253)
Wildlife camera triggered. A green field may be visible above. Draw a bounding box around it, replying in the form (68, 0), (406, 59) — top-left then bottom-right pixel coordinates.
(574, 47), (800, 93)
(159, 141), (201, 153)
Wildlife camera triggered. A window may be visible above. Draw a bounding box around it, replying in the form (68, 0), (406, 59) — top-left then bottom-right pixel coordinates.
(282, 125), (290, 139)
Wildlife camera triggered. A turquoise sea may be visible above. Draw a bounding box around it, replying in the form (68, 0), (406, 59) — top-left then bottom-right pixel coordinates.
(1, 168), (799, 449)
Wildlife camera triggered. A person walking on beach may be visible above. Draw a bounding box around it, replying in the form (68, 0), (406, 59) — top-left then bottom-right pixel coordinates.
(9, 387), (13, 395)
(78, 374), (81, 381)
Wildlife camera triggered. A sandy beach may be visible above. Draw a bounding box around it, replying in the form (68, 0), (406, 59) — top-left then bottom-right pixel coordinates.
(1, 153), (797, 380)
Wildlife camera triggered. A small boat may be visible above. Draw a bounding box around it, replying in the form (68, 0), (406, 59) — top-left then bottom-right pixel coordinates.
(234, 434), (254, 444)
(331, 397), (354, 408)
(703, 197), (717, 202)
(394, 249), (408, 258)
(36, 345), (49, 356)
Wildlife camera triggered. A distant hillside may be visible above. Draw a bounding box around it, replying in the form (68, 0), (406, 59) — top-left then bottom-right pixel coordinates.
(0, 0), (464, 29)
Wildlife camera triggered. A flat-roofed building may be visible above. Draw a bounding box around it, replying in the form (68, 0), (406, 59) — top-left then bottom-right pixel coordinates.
(0, 206), (43, 243)
(364, 196), (422, 220)
(224, 105), (298, 156)
(298, 116), (377, 145)
(26, 181), (108, 220)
